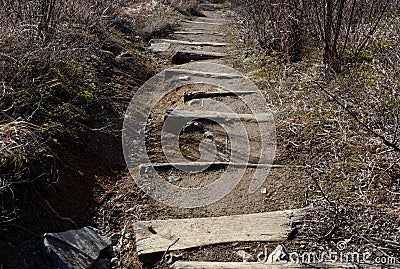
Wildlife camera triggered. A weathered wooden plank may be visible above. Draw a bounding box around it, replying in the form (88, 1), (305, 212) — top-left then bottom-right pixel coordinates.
(173, 262), (367, 269)
(165, 69), (242, 80)
(199, 3), (223, 11)
(173, 31), (225, 36)
(164, 109), (274, 123)
(134, 208), (309, 255)
(172, 51), (226, 64)
(158, 39), (228, 46)
(184, 90), (258, 102)
(182, 20), (224, 25)
(139, 162), (297, 172)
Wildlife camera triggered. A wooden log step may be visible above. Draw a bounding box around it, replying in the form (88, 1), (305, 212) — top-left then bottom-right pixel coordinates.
(139, 162), (298, 172)
(173, 31), (226, 36)
(173, 262), (366, 269)
(184, 90), (258, 102)
(158, 39), (228, 46)
(165, 69), (242, 80)
(182, 19), (224, 25)
(134, 208), (310, 255)
(172, 51), (226, 64)
(164, 109), (275, 122)
(199, 3), (222, 11)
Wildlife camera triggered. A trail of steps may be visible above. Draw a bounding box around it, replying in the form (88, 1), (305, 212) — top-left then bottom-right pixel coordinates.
(137, 2), (317, 267)
(149, 6), (229, 64)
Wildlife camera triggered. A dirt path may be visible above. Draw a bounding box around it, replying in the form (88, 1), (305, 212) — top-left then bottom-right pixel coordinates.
(101, 3), (311, 268)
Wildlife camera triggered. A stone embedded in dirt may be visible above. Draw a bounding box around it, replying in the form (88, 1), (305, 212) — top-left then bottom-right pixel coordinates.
(168, 175), (182, 183)
(235, 250), (255, 262)
(261, 188), (267, 194)
(44, 227), (111, 269)
(204, 131), (214, 139)
(149, 42), (170, 53)
(266, 244), (289, 263)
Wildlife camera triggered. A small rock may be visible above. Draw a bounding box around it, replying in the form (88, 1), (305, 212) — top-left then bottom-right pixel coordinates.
(261, 188), (267, 194)
(204, 131), (214, 139)
(149, 42), (170, 53)
(168, 176), (182, 183)
(266, 245), (289, 263)
(236, 250), (255, 262)
(124, 232), (131, 239)
(44, 227), (111, 269)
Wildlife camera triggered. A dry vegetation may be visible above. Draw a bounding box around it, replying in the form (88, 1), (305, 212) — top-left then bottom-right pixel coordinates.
(1, 0), (399, 267)
(228, 0), (400, 260)
(0, 0), (199, 267)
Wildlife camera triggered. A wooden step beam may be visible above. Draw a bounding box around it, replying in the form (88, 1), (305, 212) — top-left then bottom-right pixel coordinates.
(134, 208), (310, 255)
(139, 162), (298, 172)
(182, 20), (224, 26)
(184, 90), (258, 102)
(164, 109), (275, 123)
(158, 39), (228, 46)
(173, 31), (226, 36)
(165, 69), (242, 80)
(171, 51), (226, 64)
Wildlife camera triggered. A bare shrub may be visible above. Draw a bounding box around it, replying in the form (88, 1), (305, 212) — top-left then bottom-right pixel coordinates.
(231, 0), (310, 62)
(311, 0), (391, 70)
(230, 0), (398, 68)
(123, 0), (177, 40)
(162, 0), (202, 16)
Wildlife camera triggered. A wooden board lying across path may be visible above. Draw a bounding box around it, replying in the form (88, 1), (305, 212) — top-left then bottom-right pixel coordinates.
(182, 20), (224, 25)
(134, 208), (309, 255)
(166, 69), (243, 80)
(184, 90), (258, 102)
(174, 31), (226, 36)
(139, 162), (298, 172)
(173, 262), (369, 269)
(164, 110), (275, 122)
(172, 51), (226, 64)
(158, 39), (228, 46)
